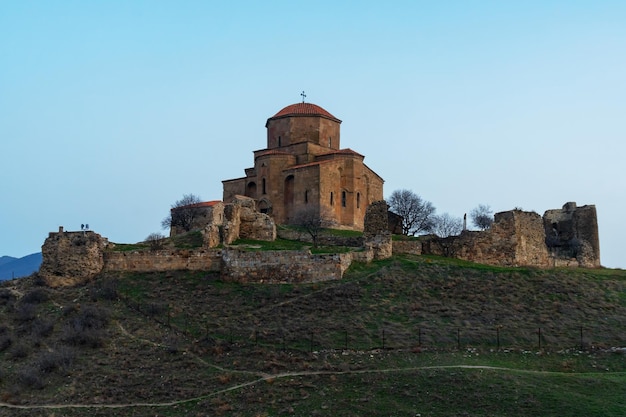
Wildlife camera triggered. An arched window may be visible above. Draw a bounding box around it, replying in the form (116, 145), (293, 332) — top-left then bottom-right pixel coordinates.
(278, 136), (281, 147)
(330, 192), (334, 206)
(262, 178), (266, 195)
(356, 192), (361, 209)
(341, 191), (347, 207)
(328, 137), (332, 147)
(305, 190), (309, 203)
(246, 182), (257, 198)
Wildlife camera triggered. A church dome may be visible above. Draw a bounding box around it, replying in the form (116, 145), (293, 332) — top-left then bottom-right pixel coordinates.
(268, 103), (341, 123)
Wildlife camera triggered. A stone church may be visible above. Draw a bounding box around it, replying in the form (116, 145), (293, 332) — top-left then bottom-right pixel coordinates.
(222, 101), (384, 230)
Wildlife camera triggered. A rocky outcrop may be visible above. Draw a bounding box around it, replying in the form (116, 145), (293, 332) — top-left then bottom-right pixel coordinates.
(39, 228), (109, 287)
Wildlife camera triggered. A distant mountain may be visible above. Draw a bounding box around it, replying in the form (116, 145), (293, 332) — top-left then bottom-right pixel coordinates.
(0, 253), (42, 280)
(0, 256), (18, 267)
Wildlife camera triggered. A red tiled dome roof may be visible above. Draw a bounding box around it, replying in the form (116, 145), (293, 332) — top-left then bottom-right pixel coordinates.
(268, 103), (341, 123)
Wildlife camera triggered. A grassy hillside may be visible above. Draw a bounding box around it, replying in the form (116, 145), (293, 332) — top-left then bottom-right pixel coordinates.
(0, 254), (624, 416)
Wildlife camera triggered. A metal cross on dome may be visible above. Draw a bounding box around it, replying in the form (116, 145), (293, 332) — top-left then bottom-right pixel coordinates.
(301, 91), (306, 103)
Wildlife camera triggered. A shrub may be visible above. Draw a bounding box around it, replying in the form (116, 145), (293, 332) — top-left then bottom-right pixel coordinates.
(0, 334), (13, 352)
(31, 274), (47, 286)
(16, 366), (45, 390)
(61, 305), (110, 348)
(144, 302), (167, 317)
(8, 341), (30, 359)
(145, 232), (167, 250)
(21, 288), (49, 304)
(14, 302), (37, 323)
(90, 279), (119, 301)
(0, 288), (15, 304)
(31, 318), (54, 338)
(34, 347), (75, 374)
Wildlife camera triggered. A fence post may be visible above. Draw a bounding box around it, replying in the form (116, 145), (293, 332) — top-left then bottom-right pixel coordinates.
(538, 327), (542, 350)
(580, 326), (584, 351)
(382, 329), (386, 350)
(496, 327), (500, 351)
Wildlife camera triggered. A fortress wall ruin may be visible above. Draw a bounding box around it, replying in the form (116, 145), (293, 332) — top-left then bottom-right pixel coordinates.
(103, 249), (222, 273)
(220, 248), (354, 284)
(392, 240), (423, 256)
(421, 210), (551, 267)
(38, 202), (601, 288)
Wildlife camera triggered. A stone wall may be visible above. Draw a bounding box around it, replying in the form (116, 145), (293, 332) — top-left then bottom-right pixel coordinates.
(392, 240), (422, 255)
(543, 202), (600, 267)
(103, 249), (221, 273)
(363, 200), (392, 260)
(421, 210), (551, 267)
(178, 195), (277, 247)
(220, 248), (355, 284)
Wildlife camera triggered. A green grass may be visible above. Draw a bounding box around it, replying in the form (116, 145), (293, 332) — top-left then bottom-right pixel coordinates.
(230, 237), (354, 254)
(1, 256), (625, 416)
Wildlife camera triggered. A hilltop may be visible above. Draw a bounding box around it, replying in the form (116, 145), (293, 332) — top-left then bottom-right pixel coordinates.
(0, 254), (625, 416)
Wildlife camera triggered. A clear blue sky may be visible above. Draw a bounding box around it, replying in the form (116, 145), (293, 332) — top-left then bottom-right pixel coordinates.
(1, 1), (624, 268)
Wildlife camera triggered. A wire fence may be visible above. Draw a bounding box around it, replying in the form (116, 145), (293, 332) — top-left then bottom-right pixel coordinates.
(120, 297), (626, 353)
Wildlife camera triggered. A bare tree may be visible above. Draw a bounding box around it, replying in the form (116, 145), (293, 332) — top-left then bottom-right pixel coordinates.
(432, 213), (463, 238)
(387, 189), (436, 236)
(292, 206), (336, 247)
(470, 204), (494, 230)
(161, 194), (203, 232)
(144, 232), (166, 250)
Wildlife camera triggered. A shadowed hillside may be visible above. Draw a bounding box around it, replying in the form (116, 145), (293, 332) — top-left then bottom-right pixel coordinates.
(0, 254), (624, 416)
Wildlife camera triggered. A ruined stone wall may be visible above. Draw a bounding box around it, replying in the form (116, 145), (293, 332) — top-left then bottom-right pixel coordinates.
(220, 248), (354, 284)
(392, 240), (423, 255)
(39, 228), (109, 287)
(362, 200), (392, 260)
(543, 202), (600, 267)
(170, 202), (224, 237)
(220, 195), (276, 245)
(421, 210), (551, 267)
(103, 249), (221, 273)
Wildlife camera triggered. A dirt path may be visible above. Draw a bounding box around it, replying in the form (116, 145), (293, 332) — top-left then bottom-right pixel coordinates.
(2, 363), (622, 411)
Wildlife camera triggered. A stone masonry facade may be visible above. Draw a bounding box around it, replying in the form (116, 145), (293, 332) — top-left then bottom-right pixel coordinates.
(39, 201), (601, 287)
(222, 102), (384, 231)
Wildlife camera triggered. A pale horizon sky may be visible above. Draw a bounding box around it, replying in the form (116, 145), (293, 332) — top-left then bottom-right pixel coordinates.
(1, 1), (624, 268)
